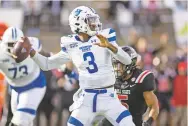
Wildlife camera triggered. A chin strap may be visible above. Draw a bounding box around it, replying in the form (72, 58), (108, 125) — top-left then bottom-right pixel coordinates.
(3, 47), (18, 59)
(1, 44), (18, 59)
(5, 52), (17, 59)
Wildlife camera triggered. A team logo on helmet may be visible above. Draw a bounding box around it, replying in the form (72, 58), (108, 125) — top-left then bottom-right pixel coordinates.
(74, 9), (82, 16)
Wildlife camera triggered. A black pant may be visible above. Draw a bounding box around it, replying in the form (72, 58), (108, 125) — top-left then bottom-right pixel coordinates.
(56, 89), (76, 126)
(99, 118), (113, 126)
(157, 93), (171, 112)
(36, 92), (55, 126)
(5, 97), (13, 126)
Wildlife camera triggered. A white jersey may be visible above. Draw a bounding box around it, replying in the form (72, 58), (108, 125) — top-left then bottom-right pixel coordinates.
(32, 28), (131, 89)
(61, 28), (118, 89)
(0, 37), (42, 87)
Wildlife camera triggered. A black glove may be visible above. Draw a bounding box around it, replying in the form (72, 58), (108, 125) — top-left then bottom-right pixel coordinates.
(142, 117), (153, 126)
(63, 68), (72, 75)
(142, 121), (151, 126)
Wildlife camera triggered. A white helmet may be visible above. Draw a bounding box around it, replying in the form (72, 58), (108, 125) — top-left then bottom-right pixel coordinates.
(1, 27), (24, 56)
(2, 26), (24, 44)
(69, 6), (102, 36)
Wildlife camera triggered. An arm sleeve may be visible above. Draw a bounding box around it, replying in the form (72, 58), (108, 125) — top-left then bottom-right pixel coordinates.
(141, 73), (156, 92)
(32, 51), (71, 71)
(105, 28), (131, 65)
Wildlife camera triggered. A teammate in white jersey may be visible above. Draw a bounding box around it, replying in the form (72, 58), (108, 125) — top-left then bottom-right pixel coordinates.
(22, 6), (135, 126)
(0, 27), (46, 126)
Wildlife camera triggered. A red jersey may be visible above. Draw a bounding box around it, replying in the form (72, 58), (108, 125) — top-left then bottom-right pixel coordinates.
(172, 75), (188, 106)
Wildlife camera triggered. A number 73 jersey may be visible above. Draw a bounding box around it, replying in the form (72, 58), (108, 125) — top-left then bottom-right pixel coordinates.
(0, 37), (41, 87)
(61, 28), (117, 89)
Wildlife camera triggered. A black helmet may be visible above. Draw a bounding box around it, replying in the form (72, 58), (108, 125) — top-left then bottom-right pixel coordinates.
(112, 46), (138, 80)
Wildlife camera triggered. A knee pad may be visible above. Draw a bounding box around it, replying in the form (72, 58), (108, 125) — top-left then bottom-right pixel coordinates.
(118, 116), (135, 126)
(67, 123), (75, 126)
(11, 110), (35, 126)
(115, 110), (135, 126)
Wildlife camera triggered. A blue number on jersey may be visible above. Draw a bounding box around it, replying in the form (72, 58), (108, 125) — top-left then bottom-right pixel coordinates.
(83, 52), (98, 73)
(8, 65), (28, 79)
(8, 67), (17, 78)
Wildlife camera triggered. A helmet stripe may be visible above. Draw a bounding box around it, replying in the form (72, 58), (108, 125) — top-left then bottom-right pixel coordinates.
(88, 7), (95, 13)
(15, 28), (17, 39)
(12, 28), (14, 40)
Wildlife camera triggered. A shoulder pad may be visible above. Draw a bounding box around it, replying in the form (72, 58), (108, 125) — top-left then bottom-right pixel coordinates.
(61, 35), (74, 43)
(61, 36), (70, 47)
(28, 37), (42, 51)
(61, 36), (70, 43)
(28, 37), (38, 41)
(67, 34), (74, 38)
(100, 28), (116, 43)
(100, 28), (114, 36)
(61, 35), (76, 47)
(135, 70), (153, 83)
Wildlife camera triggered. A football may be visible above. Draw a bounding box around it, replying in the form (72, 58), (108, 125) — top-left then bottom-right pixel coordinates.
(12, 41), (30, 63)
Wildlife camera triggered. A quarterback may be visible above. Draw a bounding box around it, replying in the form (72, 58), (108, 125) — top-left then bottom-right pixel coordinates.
(22, 6), (135, 126)
(0, 27), (46, 126)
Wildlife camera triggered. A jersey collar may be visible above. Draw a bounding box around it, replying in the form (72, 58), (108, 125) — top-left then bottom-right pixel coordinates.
(75, 35), (92, 42)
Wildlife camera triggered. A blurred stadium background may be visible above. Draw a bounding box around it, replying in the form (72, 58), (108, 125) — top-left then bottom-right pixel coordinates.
(0, 0), (187, 126)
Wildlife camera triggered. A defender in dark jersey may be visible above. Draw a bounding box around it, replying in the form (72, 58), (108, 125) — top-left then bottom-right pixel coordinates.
(100, 46), (159, 126)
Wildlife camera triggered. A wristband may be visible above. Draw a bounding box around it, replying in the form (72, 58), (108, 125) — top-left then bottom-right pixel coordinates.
(29, 48), (36, 57)
(30, 48), (34, 53)
(107, 43), (118, 54)
(146, 117), (154, 125)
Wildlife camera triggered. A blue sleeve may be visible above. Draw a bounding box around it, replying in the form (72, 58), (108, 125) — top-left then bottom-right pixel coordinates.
(38, 40), (42, 50)
(29, 37), (42, 51)
(68, 71), (79, 81)
(107, 28), (116, 43)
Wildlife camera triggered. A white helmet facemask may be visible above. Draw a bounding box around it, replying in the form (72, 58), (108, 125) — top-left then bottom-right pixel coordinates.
(69, 6), (102, 36)
(85, 15), (102, 36)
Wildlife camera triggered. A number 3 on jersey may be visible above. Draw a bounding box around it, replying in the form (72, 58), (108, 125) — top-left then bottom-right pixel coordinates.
(83, 52), (98, 73)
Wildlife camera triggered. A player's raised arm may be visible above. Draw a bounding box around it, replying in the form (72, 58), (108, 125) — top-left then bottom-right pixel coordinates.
(95, 29), (131, 65)
(24, 37), (71, 71)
